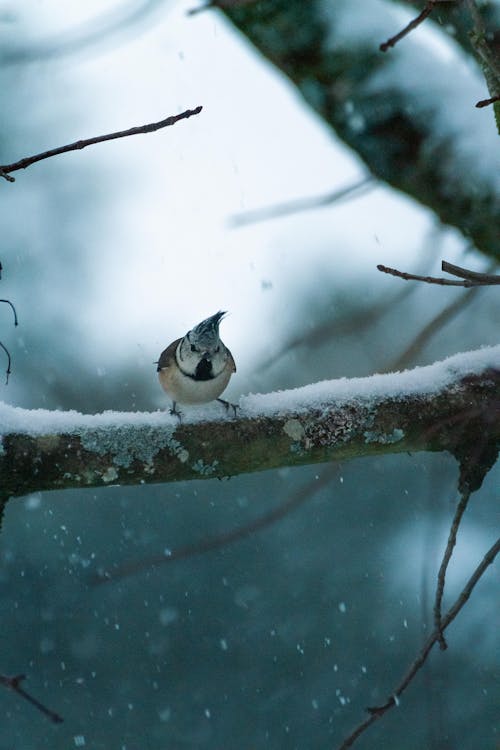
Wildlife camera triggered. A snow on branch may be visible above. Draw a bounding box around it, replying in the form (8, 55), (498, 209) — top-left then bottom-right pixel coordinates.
(221, 0), (500, 261)
(1, 346), (499, 507)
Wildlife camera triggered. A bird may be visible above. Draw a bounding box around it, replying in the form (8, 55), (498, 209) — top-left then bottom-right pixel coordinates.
(157, 311), (237, 418)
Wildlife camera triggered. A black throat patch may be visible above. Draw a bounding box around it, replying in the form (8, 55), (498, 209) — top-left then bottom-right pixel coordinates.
(193, 357), (213, 381)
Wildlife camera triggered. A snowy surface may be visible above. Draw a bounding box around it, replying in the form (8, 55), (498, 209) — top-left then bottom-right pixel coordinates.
(242, 344), (500, 416)
(0, 345), (498, 435)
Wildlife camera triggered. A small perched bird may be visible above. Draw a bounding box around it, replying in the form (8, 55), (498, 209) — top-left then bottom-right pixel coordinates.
(157, 311), (237, 418)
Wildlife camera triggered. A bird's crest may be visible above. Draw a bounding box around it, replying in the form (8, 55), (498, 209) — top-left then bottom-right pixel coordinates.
(189, 311), (226, 346)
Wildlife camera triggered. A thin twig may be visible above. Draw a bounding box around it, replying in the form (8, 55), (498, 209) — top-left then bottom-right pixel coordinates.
(0, 674), (63, 724)
(0, 341), (12, 385)
(0, 289), (18, 385)
(0, 299), (19, 326)
(433, 489), (471, 649)
(378, 264), (466, 286)
(476, 94), (500, 108)
(377, 263), (466, 286)
(381, 259), (496, 371)
(441, 260), (500, 283)
(337, 535), (500, 749)
(229, 177), (374, 227)
(0, 107), (203, 181)
(0, 168), (15, 183)
(378, 261), (500, 287)
(93, 467), (337, 584)
(380, 1), (437, 52)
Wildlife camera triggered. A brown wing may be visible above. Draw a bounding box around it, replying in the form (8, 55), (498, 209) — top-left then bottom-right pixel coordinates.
(156, 338), (181, 371)
(226, 346), (237, 373)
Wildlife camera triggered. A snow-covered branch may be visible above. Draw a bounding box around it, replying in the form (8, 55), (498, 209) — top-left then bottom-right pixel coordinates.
(1, 347), (499, 509)
(221, 0), (500, 260)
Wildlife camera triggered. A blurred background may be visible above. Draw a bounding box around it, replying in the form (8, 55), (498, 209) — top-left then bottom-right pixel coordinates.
(0, 1), (498, 748)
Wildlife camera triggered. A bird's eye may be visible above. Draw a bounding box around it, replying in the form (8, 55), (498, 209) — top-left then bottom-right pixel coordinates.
(191, 344), (197, 353)
(215, 346), (220, 353)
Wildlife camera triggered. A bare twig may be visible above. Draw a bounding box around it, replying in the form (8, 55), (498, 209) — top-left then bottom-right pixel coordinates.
(377, 263), (465, 286)
(380, 259), (497, 371)
(380, 1), (438, 52)
(378, 260), (500, 287)
(0, 107), (203, 181)
(0, 267), (18, 384)
(0, 341), (12, 385)
(476, 94), (500, 108)
(337, 535), (500, 749)
(441, 260), (500, 283)
(378, 262), (499, 286)
(94, 467), (337, 584)
(0, 300), (19, 327)
(433, 489), (472, 649)
(0, 673), (63, 724)
(229, 176), (374, 227)
(0, 168), (15, 184)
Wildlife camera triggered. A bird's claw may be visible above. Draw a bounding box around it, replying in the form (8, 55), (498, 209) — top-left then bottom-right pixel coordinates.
(169, 402), (183, 422)
(217, 398), (239, 417)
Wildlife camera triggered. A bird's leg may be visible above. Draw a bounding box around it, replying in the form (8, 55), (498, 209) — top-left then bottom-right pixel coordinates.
(217, 398), (238, 417)
(169, 401), (183, 422)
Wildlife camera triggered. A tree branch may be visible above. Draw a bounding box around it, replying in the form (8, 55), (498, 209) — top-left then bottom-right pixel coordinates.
(378, 260), (500, 287)
(433, 488), (471, 649)
(0, 341), (12, 385)
(337, 533), (500, 749)
(0, 269), (19, 384)
(0, 674), (63, 724)
(0, 107), (203, 181)
(221, 2), (500, 261)
(1, 347), (499, 511)
(379, 1), (439, 52)
(465, 0), (500, 125)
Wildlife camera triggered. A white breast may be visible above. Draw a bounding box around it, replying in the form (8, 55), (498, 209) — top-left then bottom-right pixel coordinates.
(158, 364), (232, 405)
